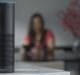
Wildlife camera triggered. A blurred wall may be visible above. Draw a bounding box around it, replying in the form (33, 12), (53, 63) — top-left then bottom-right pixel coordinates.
(0, 0), (75, 47)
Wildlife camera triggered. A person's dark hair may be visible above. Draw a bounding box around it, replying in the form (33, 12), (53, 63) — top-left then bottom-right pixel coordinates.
(29, 13), (46, 45)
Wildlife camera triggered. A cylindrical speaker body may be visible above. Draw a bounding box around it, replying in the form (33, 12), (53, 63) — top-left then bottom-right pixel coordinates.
(0, 3), (14, 73)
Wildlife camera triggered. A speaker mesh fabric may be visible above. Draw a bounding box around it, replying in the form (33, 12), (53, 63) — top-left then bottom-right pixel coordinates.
(0, 35), (14, 73)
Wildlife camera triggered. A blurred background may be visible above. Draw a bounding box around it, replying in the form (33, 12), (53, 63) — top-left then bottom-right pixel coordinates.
(0, 0), (80, 75)
(0, 0), (75, 47)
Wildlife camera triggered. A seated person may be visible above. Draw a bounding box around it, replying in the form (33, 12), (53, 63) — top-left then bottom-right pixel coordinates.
(20, 13), (55, 61)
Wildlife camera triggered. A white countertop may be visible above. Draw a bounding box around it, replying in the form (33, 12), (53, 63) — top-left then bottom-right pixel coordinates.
(0, 62), (70, 75)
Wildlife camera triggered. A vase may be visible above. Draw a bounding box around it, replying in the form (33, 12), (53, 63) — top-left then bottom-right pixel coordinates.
(73, 38), (80, 59)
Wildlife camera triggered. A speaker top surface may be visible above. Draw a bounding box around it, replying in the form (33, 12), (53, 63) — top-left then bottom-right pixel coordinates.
(0, 2), (14, 7)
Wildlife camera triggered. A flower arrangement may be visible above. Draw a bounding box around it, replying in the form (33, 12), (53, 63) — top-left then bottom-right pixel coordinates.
(57, 0), (80, 38)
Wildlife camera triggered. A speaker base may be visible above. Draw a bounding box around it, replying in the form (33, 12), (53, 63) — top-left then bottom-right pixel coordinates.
(0, 66), (14, 73)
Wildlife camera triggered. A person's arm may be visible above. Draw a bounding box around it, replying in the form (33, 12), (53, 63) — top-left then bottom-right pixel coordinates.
(45, 31), (55, 61)
(19, 36), (30, 61)
(46, 38), (55, 60)
(19, 47), (27, 61)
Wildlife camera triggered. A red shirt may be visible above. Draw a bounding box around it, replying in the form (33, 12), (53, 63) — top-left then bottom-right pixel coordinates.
(23, 30), (54, 48)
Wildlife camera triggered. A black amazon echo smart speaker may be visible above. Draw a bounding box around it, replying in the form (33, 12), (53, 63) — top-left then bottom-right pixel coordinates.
(0, 3), (15, 73)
